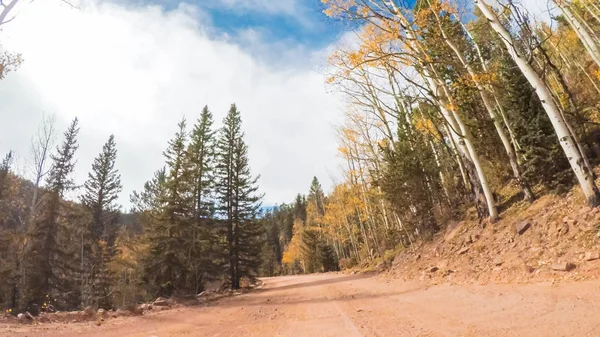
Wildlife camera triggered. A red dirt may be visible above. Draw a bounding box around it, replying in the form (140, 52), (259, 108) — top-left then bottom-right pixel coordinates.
(386, 189), (600, 286)
(3, 273), (600, 336)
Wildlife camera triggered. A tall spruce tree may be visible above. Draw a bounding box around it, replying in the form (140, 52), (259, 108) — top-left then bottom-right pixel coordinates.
(0, 151), (12, 201)
(80, 135), (122, 308)
(144, 119), (195, 296)
(215, 104), (263, 289)
(308, 177), (325, 217)
(186, 107), (219, 293)
(188, 106), (216, 220)
(22, 118), (80, 312)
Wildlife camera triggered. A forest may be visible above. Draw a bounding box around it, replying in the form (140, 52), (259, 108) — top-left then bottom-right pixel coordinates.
(0, 105), (265, 313)
(3, 0), (600, 318)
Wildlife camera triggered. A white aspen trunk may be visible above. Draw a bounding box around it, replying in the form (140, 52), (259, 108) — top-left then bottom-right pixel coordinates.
(364, 72), (397, 147)
(390, 1), (498, 221)
(584, 1), (600, 23)
(445, 123), (469, 189)
(461, 21), (522, 153)
(346, 155), (374, 259)
(434, 72), (499, 219)
(576, 59), (600, 94)
(377, 190), (391, 230)
(387, 5), (498, 219)
(394, 211), (415, 252)
(477, 0), (600, 206)
(571, 3), (600, 43)
(589, 0), (600, 20)
(557, 1), (600, 67)
(435, 15), (534, 201)
(353, 148), (381, 255)
(340, 207), (360, 262)
(430, 140), (451, 202)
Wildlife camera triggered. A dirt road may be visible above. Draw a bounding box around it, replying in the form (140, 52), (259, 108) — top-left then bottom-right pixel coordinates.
(4, 273), (600, 336)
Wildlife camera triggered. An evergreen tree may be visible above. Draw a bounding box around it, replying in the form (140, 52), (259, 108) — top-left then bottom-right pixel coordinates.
(144, 118), (195, 296)
(308, 177), (325, 217)
(0, 151), (12, 201)
(0, 150), (18, 309)
(188, 106), (216, 219)
(82, 135), (122, 242)
(186, 107), (219, 293)
(80, 135), (122, 308)
(497, 52), (572, 191)
(22, 118), (80, 312)
(215, 104), (263, 289)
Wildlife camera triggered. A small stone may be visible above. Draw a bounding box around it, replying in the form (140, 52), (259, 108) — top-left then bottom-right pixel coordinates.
(83, 306), (96, 317)
(458, 246), (470, 255)
(524, 264), (535, 273)
(550, 262), (574, 271)
(429, 266), (439, 273)
(558, 223), (570, 236)
(515, 221), (531, 235)
(153, 297), (170, 307)
(585, 252), (600, 261)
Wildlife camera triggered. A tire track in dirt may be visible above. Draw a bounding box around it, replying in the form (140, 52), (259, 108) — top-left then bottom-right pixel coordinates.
(4, 273), (600, 336)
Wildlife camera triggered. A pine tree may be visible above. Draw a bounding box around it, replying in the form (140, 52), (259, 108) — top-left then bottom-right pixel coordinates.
(308, 177), (325, 217)
(0, 150), (18, 310)
(188, 106), (216, 220)
(215, 104), (263, 289)
(186, 107), (219, 293)
(497, 52), (572, 191)
(0, 151), (12, 201)
(80, 135), (122, 308)
(22, 118), (80, 313)
(82, 135), (122, 242)
(144, 119), (195, 296)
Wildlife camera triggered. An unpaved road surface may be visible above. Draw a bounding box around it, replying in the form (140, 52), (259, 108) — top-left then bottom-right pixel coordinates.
(4, 273), (600, 336)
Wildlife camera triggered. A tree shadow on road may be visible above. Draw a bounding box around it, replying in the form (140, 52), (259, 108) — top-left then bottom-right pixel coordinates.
(213, 274), (429, 309)
(258, 274), (369, 293)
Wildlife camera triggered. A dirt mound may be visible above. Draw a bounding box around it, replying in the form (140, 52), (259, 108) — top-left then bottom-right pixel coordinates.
(386, 189), (600, 285)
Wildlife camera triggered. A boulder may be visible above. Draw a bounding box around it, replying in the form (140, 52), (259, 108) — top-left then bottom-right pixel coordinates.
(515, 221), (531, 235)
(18, 311), (34, 323)
(83, 305), (96, 317)
(124, 305), (144, 315)
(585, 252), (600, 261)
(139, 303), (154, 311)
(523, 264), (535, 273)
(153, 297), (170, 307)
(550, 262), (574, 271)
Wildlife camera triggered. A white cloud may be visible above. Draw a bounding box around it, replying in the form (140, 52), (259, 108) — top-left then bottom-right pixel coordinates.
(0, 0), (344, 208)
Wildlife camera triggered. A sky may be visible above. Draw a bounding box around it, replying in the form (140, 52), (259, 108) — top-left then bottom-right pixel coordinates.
(0, 0), (556, 210)
(0, 0), (350, 209)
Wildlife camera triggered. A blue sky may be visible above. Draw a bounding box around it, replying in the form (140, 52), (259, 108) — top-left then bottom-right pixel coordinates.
(117, 0), (348, 51)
